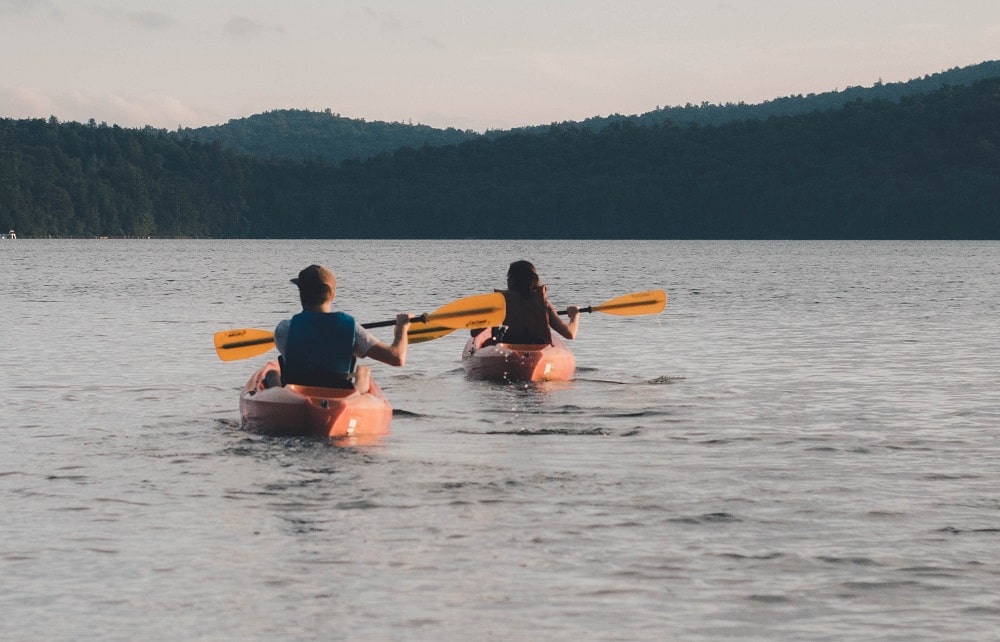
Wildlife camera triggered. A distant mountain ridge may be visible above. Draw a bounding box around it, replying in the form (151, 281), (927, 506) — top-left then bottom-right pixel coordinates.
(175, 60), (1000, 163)
(176, 108), (478, 164)
(541, 60), (1000, 131)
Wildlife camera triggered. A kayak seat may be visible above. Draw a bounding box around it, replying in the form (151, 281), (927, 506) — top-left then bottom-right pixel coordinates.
(471, 325), (509, 347)
(496, 329), (550, 345)
(262, 369), (282, 389)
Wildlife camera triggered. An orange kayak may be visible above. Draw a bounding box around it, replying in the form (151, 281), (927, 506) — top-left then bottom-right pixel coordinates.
(461, 331), (576, 382)
(239, 360), (392, 445)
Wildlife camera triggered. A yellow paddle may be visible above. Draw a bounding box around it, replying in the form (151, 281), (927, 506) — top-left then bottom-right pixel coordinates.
(558, 290), (667, 317)
(214, 328), (277, 361)
(432, 289), (668, 344)
(214, 292), (506, 361)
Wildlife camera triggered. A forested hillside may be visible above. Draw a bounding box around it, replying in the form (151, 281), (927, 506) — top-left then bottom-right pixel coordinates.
(2, 76), (999, 239)
(176, 109), (478, 164)
(174, 61), (1000, 163)
(545, 60), (1000, 132)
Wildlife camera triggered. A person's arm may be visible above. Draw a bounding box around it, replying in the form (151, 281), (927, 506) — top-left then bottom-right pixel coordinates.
(274, 319), (290, 354)
(361, 313), (410, 366)
(548, 304), (579, 340)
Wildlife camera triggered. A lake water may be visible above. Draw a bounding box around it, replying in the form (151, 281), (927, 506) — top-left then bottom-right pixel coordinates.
(2, 239), (998, 641)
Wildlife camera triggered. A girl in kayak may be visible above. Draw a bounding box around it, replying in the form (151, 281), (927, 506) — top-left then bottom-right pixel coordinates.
(271, 264), (410, 393)
(493, 260), (579, 344)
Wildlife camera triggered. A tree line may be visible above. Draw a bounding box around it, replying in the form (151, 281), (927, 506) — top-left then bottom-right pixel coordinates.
(1, 77), (999, 239)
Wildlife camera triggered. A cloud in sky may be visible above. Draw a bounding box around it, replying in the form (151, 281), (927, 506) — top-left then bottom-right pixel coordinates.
(0, 85), (214, 128)
(126, 10), (179, 31)
(422, 36), (447, 52)
(0, 0), (60, 18)
(363, 8), (403, 33)
(1, 86), (58, 116)
(91, 6), (180, 31)
(225, 16), (285, 38)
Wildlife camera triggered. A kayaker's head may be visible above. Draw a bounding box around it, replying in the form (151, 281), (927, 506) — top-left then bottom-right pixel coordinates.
(292, 264), (337, 307)
(507, 260), (541, 298)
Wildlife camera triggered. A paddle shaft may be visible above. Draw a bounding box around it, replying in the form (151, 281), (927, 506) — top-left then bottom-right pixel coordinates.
(219, 316), (456, 350)
(362, 303), (503, 329)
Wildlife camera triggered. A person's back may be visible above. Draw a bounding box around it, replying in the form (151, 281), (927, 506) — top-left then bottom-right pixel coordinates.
(500, 287), (552, 344)
(497, 260), (579, 345)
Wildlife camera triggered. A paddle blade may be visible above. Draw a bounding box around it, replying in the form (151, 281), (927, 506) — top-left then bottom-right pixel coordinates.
(422, 292), (506, 330)
(407, 324), (456, 344)
(214, 328), (275, 361)
(590, 290), (667, 316)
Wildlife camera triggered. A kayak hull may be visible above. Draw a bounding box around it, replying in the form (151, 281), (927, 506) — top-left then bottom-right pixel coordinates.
(461, 331), (576, 382)
(239, 361), (392, 444)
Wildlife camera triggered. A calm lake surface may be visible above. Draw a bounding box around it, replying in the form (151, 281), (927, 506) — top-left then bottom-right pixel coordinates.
(2, 239), (998, 641)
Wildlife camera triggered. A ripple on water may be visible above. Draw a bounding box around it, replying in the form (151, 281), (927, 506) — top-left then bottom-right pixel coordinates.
(669, 512), (743, 525)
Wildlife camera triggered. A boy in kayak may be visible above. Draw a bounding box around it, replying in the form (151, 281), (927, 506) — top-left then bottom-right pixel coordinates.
(270, 264), (410, 393)
(491, 260), (579, 344)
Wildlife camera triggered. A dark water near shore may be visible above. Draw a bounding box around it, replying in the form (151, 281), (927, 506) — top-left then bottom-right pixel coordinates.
(2, 239), (999, 641)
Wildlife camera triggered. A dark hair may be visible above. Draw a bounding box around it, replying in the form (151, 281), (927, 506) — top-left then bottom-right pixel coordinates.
(506, 260), (541, 298)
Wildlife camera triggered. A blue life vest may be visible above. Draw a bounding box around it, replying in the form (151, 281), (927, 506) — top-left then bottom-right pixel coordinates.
(281, 311), (356, 387)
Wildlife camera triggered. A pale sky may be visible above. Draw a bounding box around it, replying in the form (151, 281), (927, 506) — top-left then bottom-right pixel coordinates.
(2, 0), (999, 132)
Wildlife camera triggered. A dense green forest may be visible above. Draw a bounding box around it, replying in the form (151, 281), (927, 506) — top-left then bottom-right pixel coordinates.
(1, 71), (999, 239)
